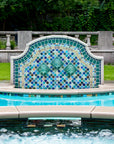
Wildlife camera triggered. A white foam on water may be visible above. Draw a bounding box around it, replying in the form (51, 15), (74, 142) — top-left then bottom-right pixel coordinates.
(0, 133), (114, 144)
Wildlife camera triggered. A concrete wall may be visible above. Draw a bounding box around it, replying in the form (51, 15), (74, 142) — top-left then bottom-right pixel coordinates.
(0, 31), (114, 64)
(18, 31), (32, 50)
(98, 31), (113, 64)
(0, 52), (21, 62)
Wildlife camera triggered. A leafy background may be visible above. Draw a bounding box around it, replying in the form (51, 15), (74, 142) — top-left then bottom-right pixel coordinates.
(0, 0), (113, 31)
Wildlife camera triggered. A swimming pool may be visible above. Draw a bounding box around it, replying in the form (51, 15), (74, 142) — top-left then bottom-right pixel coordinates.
(0, 91), (114, 144)
(0, 92), (114, 107)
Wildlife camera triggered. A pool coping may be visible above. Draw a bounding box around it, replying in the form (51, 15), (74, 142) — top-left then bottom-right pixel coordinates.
(0, 105), (114, 119)
(0, 86), (114, 95)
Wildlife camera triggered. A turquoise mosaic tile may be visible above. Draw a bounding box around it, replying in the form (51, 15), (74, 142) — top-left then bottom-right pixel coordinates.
(64, 63), (77, 77)
(38, 63), (50, 76)
(13, 37), (101, 89)
(51, 57), (63, 69)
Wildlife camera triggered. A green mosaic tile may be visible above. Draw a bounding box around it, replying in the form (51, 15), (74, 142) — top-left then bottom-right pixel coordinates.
(34, 43), (38, 48)
(96, 71), (100, 75)
(66, 40), (70, 45)
(64, 63), (77, 77)
(55, 39), (59, 43)
(63, 39), (67, 43)
(59, 39), (63, 43)
(48, 39), (51, 43)
(15, 61), (18, 64)
(38, 42), (41, 46)
(51, 57), (63, 69)
(96, 79), (100, 82)
(41, 41), (44, 46)
(96, 61), (100, 64)
(38, 63), (50, 76)
(96, 67), (100, 71)
(30, 48), (34, 52)
(69, 41), (73, 45)
(77, 43), (81, 48)
(96, 64), (100, 68)
(15, 67), (18, 72)
(51, 39), (55, 43)
(96, 76), (100, 79)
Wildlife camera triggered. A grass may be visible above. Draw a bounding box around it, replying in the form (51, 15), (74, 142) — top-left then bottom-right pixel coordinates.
(0, 63), (10, 80)
(104, 65), (114, 81)
(0, 63), (114, 81)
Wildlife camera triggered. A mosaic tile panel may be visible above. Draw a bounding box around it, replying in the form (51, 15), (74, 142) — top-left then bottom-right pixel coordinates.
(13, 37), (102, 89)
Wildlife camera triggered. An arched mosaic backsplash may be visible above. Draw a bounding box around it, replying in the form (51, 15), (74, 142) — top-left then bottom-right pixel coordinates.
(11, 35), (104, 89)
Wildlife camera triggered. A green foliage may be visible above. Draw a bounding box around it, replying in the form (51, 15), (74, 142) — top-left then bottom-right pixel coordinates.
(10, 40), (16, 50)
(90, 35), (98, 45)
(0, 0), (113, 31)
(51, 16), (74, 31)
(79, 35), (98, 45)
(0, 39), (16, 50)
(0, 40), (6, 50)
(79, 35), (86, 42)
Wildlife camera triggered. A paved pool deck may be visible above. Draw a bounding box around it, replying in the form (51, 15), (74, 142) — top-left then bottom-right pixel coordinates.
(0, 82), (114, 120)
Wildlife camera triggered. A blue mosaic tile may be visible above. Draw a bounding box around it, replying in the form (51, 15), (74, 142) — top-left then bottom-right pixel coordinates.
(13, 37), (101, 89)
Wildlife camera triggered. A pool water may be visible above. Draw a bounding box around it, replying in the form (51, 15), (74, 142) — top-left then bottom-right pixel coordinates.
(0, 121), (114, 144)
(0, 92), (114, 106)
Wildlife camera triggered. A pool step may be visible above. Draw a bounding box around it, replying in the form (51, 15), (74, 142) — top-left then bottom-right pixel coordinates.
(28, 117), (81, 120)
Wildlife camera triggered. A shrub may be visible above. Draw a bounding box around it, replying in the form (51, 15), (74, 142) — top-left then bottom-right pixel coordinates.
(10, 40), (16, 50)
(0, 40), (6, 50)
(0, 40), (16, 50)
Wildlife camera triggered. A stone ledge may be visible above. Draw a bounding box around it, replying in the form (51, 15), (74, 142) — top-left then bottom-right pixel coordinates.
(0, 106), (18, 119)
(0, 105), (114, 119)
(16, 105), (95, 118)
(91, 106), (114, 119)
(0, 87), (114, 95)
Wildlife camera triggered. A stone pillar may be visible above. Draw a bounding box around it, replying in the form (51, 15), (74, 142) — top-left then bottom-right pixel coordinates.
(87, 35), (91, 47)
(75, 35), (79, 39)
(98, 31), (113, 64)
(18, 31), (32, 50)
(6, 35), (11, 50)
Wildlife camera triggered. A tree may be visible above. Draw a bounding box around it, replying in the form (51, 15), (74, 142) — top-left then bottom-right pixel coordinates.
(0, 0), (113, 31)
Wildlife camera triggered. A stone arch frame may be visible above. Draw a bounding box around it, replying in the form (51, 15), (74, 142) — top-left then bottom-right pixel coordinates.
(11, 35), (104, 89)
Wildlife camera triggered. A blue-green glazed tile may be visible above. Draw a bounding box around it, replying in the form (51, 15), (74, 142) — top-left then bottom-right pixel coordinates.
(52, 39), (55, 43)
(56, 39), (59, 43)
(63, 39), (67, 44)
(77, 43), (80, 48)
(59, 39), (63, 44)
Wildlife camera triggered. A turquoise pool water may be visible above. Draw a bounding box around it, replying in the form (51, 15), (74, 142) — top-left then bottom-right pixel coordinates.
(0, 92), (114, 106)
